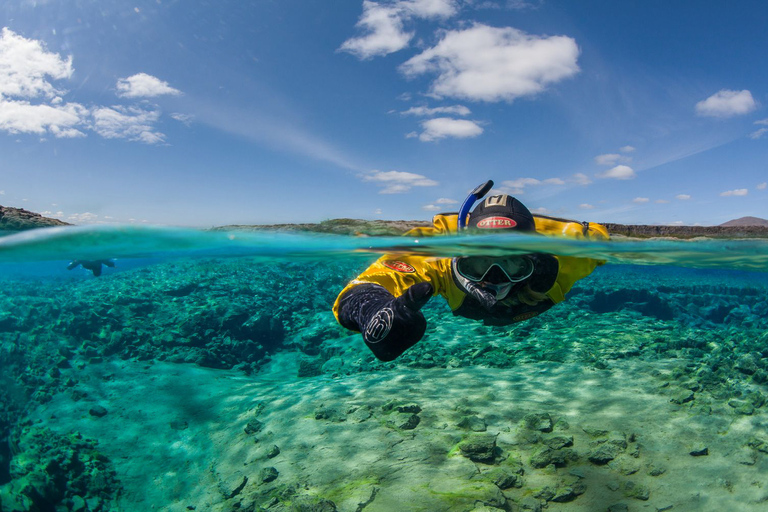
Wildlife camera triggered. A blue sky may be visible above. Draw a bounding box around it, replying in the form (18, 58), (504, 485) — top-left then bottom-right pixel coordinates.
(1, 0), (767, 227)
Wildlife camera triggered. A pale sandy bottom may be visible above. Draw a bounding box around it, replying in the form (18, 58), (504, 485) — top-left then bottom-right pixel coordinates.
(30, 353), (768, 512)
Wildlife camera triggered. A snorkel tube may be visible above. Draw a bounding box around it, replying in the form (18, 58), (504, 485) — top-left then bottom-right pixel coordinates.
(458, 180), (494, 229)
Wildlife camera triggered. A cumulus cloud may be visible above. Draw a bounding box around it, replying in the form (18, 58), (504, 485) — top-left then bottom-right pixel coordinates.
(579, 203), (594, 209)
(401, 105), (470, 116)
(571, 173), (592, 186)
(620, 145), (635, 153)
(0, 29), (178, 144)
(632, 197), (649, 204)
(757, 182), (767, 190)
(720, 189), (748, 197)
(0, 27), (73, 99)
(340, 0), (458, 59)
(116, 73), (181, 98)
(597, 165), (635, 180)
(400, 23), (579, 102)
(436, 197), (457, 204)
(676, 194), (691, 200)
(415, 117), (483, 141)
(422, 203), (441, 211)
(500, 177), (564, 194)
(91, 106), (165, 144)
(0, 99), (86, 137)
(594, 153), (630, 166)
(695, 89), (757, 118)
(363, 169), (438, 193)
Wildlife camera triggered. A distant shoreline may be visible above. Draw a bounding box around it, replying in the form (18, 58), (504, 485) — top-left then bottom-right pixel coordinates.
(2, 205), (768, 239)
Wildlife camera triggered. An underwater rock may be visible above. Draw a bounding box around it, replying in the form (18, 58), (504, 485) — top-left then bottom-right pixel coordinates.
(290, 496), (338, 511)
(267, 445), (280, 459)
(521, 413), (553, 432)
(298, 357), (324, 378)
(622, 480), (650, 500)
(689, 444), (709, 456)
(245, 419), (264, 434)
(315, 406), (346, 423)
(529, 447), (576, 469)
(588, 444), (620, 465)
(88, 405), (108, 417)
(346, 405), (373, 423)
(728, 399), (755, 415)
(458, 435), (498, 463)
(1, 427), (120, 510)
(260, 467), (279, 483)
(550, 475), (587, 503)
(543, 435), (573, 450)
(484, 467), (520, 489)
(169, 419), (189, 430)
(670, 390), (694, 405)
(457, 415), (487, 432)
(219, 473), (248, 499)
(747, 436), (768, 453)
(386, 412), (420, 430)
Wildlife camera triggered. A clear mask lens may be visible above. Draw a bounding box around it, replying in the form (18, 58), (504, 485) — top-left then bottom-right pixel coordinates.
(456, 255), (534, 283)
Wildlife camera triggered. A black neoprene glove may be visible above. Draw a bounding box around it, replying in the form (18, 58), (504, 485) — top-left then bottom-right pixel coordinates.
(337, 282), (433, 361)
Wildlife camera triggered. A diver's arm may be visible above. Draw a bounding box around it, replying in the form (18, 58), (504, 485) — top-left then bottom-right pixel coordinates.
(337, 282), (433, 362)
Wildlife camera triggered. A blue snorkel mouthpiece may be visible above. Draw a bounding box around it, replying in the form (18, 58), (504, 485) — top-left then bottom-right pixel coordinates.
(458, 180), (494, 229)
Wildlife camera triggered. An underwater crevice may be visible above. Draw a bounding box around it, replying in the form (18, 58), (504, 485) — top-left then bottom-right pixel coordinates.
(589, 289), (675, 321)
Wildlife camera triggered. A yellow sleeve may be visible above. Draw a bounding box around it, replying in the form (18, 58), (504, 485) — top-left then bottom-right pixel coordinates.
(543, 221), (609, 303)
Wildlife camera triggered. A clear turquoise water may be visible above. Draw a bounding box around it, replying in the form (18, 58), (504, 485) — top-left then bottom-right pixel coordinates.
(1, 226), (768, 511)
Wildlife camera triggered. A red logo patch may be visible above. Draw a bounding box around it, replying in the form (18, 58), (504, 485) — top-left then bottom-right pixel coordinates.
(382, 260), (416, 273)
(477, 216), (517, 229)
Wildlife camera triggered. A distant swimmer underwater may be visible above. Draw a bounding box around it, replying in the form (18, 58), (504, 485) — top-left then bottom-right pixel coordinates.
(67, 259), (115, 277)
(334, 180), (610, 361)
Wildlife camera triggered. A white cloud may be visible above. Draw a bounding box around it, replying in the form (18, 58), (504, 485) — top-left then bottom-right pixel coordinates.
(597, 165), (635, 180)
(67, 212), (98, 223)
(695, 89), (757, 118)
(91, 105), (165, 144)
(0, 29), (176, 144)
(436, 197), (457, 204)
(417, 117), (483, 141)
(402, 0), (458, 18)
(400, 23), (579, 102)
(0, 28), (73, 99)
(755, 118), (768, 126)
(675, 194), (691, 200)
(0, 190), (5, 195)
(720, 188), (748, 197)
(0, 99), (86, 137)
(422, 204), (441, 211)
(632, 197), (649, 204)
(374, 208), (383, 215)
(170, 113), (193, 124)
(401, 105), (471, 116)
(339, 0), (457, 59)
(40, 210), (64, 218)
(750, 127), (767, 140)
(503, 177), (540, 189)
(116, 73), (181, 98)
(620, 145), (635, 153)
(579, 203), (595, 209)
(363, 169), (438, 193)
(757, 182), (767, 190)
(594, 153), (631, 166)
(571, 173), (592, 185)
(543, 178), (565, 185)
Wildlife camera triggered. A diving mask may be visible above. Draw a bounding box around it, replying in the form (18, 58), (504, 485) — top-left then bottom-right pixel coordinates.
(455, 255), (535, 284)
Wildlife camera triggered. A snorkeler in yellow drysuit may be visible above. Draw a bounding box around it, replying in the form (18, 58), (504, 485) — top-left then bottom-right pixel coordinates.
(333, 180), (610, 361)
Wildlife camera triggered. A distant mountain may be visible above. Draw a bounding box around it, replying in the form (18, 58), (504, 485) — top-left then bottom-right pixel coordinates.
(719, 216), (768, 227)
(0, 205), (70, 231)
